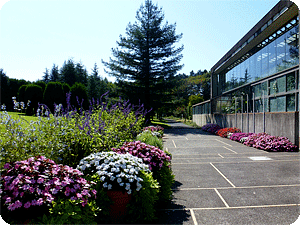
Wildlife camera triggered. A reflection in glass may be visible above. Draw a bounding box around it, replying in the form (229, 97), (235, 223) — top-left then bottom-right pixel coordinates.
(287, 94), (296, 111)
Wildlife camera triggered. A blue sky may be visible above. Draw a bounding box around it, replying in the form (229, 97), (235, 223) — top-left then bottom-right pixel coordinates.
(0, 0), (281, 82)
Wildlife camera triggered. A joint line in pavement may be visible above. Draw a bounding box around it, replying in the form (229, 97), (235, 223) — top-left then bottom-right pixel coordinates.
(223, 146), (238, 154)
(214, 188), (230, 208)
(172, 140), (177, 148)
(210, 162), (236, 188)
(215, 139), (232, 147)
(189, 209), (198, 225)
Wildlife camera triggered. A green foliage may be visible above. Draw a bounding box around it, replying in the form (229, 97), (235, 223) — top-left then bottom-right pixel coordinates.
(188, 94), (204, 107)
(127, 170), (160, 223)
(43, 82), (65, 112)
(34, 198), (99, 225)
(24, 84), (43, 115)
(154, 162), (175, 205)
(35, 80), (46, 93)
(17, 84), (27, 102)
(102, 0), (183, 118)
(136, 131), (163, 150)
(70, 82), (89, 109)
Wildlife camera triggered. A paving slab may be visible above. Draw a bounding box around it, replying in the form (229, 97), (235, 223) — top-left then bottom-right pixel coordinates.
(168, 146), (242, 155)
(161, 120), (300, 224)
(168, 189), (226, 209)
(193, 205), (300, 225)
(156, 209), (193, 225)
(172, 164), (233, 188)
(211, 160), (300, 187)
(217, 185), (300, 207)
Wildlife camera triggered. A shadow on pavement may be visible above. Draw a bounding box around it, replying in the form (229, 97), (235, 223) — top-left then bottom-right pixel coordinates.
(155, 180), (191, 224)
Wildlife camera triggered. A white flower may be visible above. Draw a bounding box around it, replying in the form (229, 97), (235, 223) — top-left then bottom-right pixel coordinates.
(103, 182), (108, 188)
(100, 176), (106, 181)
(108, 184), (112, 190)
(127, 190), (132, 195)
(110, 176), (115, 181)
(117, 178), (122, 183)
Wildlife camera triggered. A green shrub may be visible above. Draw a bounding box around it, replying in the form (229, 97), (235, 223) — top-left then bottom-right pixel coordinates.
(33, 197), (99, 225)
(23, 84), (43, 116)
(70, 82), (89, 109)
(43, 82), (65, 113)
(17, 84), (27, 102)
(136, 130), (164, 150)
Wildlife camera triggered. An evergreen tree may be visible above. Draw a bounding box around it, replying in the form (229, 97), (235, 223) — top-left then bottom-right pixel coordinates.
(87, 63), (100, 100)
(60, 59), (77, 86)
(50, 64), (60, 82)
(102, 0), (183, 119)
(43, 68), (50, 83)
(75, 61), (88, 86)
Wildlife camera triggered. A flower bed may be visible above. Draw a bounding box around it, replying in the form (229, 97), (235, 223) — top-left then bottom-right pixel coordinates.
(230, 132), (253, 142)
(201, 123), (297, 152)
(201, 123), (222, 134)
(0, 156), (97, 224)
(216, 127), (241, 138)
(112, 141), (174, 204)
(243, 132), (298, 152)
(77, 151), (159, 223)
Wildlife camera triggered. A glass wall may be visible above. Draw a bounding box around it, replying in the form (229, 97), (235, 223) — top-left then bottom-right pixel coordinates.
(221, 19), (299, 93)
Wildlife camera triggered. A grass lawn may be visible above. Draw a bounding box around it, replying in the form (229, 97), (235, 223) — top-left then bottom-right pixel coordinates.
(7, 111), (39, 122)
(150, 118), (171, 129)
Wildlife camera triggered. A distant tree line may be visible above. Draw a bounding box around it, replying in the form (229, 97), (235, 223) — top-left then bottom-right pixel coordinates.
(0, 59), (119, 115)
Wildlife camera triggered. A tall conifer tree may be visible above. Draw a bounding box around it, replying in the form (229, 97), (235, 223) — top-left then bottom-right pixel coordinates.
(103, 0), (183, 118)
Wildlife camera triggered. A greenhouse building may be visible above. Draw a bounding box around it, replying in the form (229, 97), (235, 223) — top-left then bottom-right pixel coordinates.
(192, 0), (299, 146)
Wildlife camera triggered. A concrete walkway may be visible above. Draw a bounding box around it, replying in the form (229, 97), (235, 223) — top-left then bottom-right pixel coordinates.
(158, 120), (300, 225)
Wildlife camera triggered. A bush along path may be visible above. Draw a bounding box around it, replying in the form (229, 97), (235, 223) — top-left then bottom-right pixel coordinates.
(0, 93), (175, 224)
(201, 123), (298, 152)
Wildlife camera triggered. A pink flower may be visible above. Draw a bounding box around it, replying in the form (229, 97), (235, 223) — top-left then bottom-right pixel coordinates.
(24, 201), (31, 209)
(36, 198), (43, 206)
(37, 177), (44, 184)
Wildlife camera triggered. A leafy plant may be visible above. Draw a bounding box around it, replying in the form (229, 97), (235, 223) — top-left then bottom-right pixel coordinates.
(0, 155), (97, 224)
(113, 141), (174, 204)
(77, 151), (159, 223)
(136, 130), (164, 150)
(33, 197), (99, 224)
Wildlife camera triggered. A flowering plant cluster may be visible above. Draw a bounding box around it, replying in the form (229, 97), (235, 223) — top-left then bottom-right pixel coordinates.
(243, 133), (298, 152)
(77, 152), (151, 195)
(112, 141), (171, 172)
(143, 125), (164, 136)
(0, 156), (97, 213)
(12, 97), (30, 113)
(201, 123), (222, 134)
(230, 133), (253, 142)
(216, 127), (241, 138)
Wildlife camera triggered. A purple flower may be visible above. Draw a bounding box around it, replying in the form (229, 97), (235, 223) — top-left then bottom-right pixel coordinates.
(24, 201), (31, 209)
(37, 177), (44, 184)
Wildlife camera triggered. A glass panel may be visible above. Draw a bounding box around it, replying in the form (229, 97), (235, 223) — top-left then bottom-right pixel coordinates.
(287, 94), (296, 111)
(269, 39), (276, 75)
(261, 45), (269, 78)
(249, 55), (255, 83)
(276, 33), (286, 72)
(270, 97), (277, 112)
(270, 78), (277, 95)
(286, 25), (299, 67)
(277, 76), (286, 93)
(277, 96), (286, 112)
(255, 50), (262, 80)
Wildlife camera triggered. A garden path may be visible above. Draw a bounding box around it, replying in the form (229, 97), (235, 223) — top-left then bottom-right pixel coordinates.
(157, 120), (300, 225)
